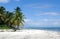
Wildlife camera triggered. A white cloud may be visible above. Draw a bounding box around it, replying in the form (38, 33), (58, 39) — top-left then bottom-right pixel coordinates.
(24, 19), (32, 22)
(44, 12), (59, 16)
(0, 0), (9, 3)
(26, 4), (52, 9)
(25, 19), (60, 26)
(43, 19), (48, 21)
(36, 12), (60, 16)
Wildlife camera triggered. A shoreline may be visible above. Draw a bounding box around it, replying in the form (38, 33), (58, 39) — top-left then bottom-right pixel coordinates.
(0, 29), (60, 32)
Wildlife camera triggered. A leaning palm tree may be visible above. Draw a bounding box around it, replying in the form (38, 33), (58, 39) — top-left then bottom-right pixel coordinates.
(14, 7), (24, 30)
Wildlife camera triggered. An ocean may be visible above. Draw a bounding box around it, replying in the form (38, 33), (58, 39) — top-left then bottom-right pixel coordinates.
(23, 27), (60, 32)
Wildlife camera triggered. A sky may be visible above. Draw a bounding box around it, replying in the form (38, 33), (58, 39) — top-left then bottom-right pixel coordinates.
(0, 0), (60, 28)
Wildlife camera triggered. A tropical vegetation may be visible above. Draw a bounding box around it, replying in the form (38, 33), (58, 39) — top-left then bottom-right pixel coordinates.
(0, 6), (25, 31)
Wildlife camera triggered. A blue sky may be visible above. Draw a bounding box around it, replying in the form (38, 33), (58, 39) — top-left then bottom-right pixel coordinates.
(0, 0), (60, 27)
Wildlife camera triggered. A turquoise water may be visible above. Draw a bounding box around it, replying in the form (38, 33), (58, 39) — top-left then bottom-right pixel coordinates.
(23, 27), (60, 31)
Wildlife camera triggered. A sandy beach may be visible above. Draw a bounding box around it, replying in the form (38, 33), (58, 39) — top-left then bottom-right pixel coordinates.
(0, 29), (60, 39)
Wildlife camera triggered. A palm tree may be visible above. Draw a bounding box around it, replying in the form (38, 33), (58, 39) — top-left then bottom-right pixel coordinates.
(0, 6), (25, 31)
(0, 6), (6, 25)
(0, 6), (6, 14)
(14, 7), (24, 30)
(5, 11), (15, 29)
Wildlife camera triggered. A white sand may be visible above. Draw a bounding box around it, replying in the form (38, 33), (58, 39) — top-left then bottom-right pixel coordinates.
(0, 29), (60, 39)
